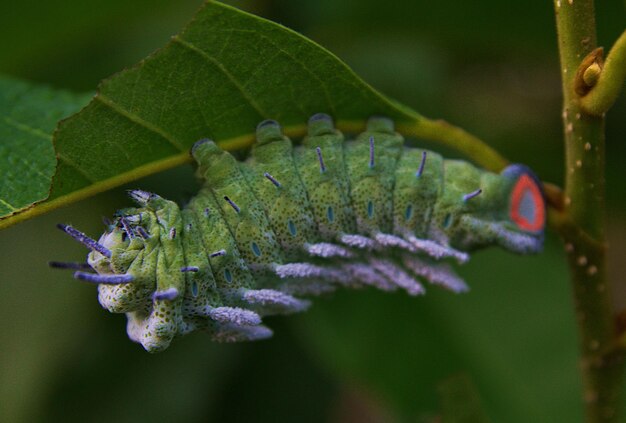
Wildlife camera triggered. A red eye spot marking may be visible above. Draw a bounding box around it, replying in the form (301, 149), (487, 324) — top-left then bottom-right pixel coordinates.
(510, 174), (545, 232)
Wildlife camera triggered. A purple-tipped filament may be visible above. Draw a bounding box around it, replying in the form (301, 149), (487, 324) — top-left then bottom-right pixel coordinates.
(119, 217), (135, 239)
(57, 224), (111, 258)
(462, 189), (483, 202)
(210, 249), (227, 258)
(224, 196), (241, 213)
(416, 151), (427, 178)
(73, 271), (133, 284)
(135, 226), (150, 239)
(263, 172), (282, 188)
(152, 288), (179, 301)
(49, 261), (92, 270)
(316, 147), (326, 173)
(180, 266), (199, 273)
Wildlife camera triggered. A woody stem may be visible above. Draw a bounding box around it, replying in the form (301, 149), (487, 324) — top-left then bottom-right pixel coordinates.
(553, 1), (624, 422)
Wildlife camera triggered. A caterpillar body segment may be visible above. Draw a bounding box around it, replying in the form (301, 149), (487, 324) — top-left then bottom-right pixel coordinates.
(55, 114), (546, 352)
(345, 117), (404, 236)
(296, 116), (356, 240)
(245, 121), (317, 258)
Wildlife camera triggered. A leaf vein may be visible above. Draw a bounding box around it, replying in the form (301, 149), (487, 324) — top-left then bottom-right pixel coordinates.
(56, 152), (97, 183)
(15, 155), (50, 180)
(95, 94), (187, 152)
(0, 198), (18, 212)
(3, 116), (52, 141)
(241, 51), (283, 88)
(257, 34), (336, 116)
(172, 36), (268, 120)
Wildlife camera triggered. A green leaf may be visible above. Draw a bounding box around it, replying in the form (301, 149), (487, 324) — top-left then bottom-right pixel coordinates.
(0, 0), (505, 229)
(0, 76), (91, 219)
(0, 1), (417, 229)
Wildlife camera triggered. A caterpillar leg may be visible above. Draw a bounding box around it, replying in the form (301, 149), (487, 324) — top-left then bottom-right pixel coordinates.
(368, 258), (425, 296)
(211, 323), (273, 343)
(402, 255), (469, 293)
(242, 289), (311, 314)
(126, 297), (181, 353)
(405, 236), (469, 264)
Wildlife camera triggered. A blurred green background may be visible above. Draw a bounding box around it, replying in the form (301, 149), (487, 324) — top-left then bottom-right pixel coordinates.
(1, 0), (625, 421)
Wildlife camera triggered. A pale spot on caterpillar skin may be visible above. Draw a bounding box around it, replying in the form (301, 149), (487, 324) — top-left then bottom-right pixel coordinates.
(326, 206), (334, 222)
(287, 220), (297, 236)
(223, 269), (233, 283)
(405, 205), (413, 220)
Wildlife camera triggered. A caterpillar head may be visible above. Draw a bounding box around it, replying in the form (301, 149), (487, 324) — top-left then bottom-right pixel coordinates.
(88, 191), (173, 280)
(435, 163), (545, 254)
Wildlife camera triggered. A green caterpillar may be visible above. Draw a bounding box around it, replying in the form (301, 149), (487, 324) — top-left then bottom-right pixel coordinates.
(52, 114), (545, 352)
